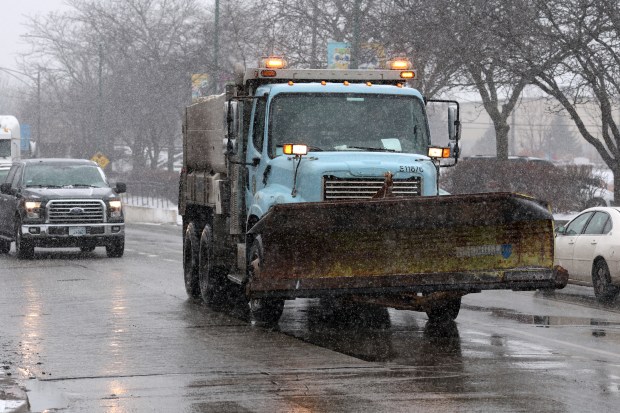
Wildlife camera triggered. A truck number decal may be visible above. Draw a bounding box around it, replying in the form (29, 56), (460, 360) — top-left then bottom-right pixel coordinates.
(400, 165), (423, 173)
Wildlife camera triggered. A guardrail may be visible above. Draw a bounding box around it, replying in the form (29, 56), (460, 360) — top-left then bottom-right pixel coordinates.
(119, 181), (176, 209)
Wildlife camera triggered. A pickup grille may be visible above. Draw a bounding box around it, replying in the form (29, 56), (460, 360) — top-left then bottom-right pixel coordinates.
(323, 176), (422, 200)
(46, 200), (105, 224)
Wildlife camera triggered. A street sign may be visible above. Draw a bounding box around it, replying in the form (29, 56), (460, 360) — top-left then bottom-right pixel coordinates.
(91, 152), (110, 169)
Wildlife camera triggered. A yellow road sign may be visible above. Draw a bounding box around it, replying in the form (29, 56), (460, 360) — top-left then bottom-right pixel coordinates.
(91, 152), (110, 169)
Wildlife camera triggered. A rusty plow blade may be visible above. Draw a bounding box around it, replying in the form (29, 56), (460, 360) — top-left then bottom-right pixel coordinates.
(247, 193), (561, 298)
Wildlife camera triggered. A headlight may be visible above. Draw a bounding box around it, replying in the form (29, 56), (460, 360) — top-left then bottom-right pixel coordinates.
(24, 201), (42, 219)
(109, 199), (123, 218)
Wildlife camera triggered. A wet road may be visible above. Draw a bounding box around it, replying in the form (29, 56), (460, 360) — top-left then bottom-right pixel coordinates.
(1, 223), (619, 412)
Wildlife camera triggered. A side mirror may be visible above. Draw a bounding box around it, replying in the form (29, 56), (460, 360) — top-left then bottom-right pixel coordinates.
(0, 183), (12, 195)
(448, 107), (458, 140)
(556, 226), (566, 236)
(115, 182), (127, 194)
(226, 100), (240, 155)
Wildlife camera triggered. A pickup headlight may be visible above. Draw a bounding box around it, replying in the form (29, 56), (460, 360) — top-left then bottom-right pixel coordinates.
(108, 199), (123, 218)
(24, 201), (42, 219)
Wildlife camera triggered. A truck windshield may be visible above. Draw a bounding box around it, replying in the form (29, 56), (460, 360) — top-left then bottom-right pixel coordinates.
(268, 93), (429, 156)
(0, 140), (10, 157)
(23, 164), (108, 188)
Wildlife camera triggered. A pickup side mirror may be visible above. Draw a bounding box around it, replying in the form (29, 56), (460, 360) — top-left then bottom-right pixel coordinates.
(0, 182), (12, 195)
(115, 182), (127, 194)
(556, 226), (566, 236)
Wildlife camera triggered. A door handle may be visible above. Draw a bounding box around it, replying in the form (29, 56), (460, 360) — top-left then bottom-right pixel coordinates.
(591, 241), (597, 245)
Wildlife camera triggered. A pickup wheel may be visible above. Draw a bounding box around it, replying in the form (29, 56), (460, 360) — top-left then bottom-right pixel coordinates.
(425, 296), (461, 322)
(199, 224), (227, 308)
(247, 236), (284, 325)
(106, 238), (125, 258)
(592, 259), (620, 304)
(183, 222), (201, 299)
(0, 239), (10, 254)
(15, 220), (34, 259)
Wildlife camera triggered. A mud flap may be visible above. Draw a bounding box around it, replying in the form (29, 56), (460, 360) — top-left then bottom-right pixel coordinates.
(247, 192), (556, 297)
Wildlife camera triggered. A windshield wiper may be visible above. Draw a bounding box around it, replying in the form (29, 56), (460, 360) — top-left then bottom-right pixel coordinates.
(64, 184), (99, 188)
(342, 146), (396, 152)
(26, 184), (62, 188)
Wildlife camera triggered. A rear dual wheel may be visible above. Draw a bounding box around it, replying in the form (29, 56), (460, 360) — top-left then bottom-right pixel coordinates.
(183, 222), (201, 299)
(198, 224), (229, 308)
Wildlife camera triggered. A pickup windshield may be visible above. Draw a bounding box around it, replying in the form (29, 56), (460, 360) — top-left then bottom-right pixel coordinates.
(0, 140), (10, 157)
(268, 93), (429, 156)
(23, 163), (108, 188)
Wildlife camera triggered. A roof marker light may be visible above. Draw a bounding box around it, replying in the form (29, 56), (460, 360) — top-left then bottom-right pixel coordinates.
(321, 81), (327, 86)
(344, 81), (350, 86)
(400, 71), (415, 79)
(261, 69), (277, 77)
(288, 80), (294, 86)
(366, 82), (372, 86)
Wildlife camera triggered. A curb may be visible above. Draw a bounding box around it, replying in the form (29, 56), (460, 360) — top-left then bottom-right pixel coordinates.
(0, 377), (29, 413)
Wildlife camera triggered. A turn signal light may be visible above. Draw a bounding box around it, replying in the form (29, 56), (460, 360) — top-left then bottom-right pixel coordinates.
(428, 147), (451, 158)
(283, 144), (308, 156)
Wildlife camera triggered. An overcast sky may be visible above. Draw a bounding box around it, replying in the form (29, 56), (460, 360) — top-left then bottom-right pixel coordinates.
(0, 0), (69, 73)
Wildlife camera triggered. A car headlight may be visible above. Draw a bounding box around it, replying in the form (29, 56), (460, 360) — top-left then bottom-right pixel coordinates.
(109, 199), (123, 218)
(24, 201), (42, 219)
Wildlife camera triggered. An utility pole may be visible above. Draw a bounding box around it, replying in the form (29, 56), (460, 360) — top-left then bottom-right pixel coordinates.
(98, 43), (104, 157)
(350, 0), (362, 69)
(213, 0), (220, 94)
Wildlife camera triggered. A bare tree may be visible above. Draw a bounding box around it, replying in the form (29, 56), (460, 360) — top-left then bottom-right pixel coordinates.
(511, 0), (620, 202)
(20, 0), (204, 170)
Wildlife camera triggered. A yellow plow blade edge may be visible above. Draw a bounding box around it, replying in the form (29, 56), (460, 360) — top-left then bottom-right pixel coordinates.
(248, 192), (557, 296)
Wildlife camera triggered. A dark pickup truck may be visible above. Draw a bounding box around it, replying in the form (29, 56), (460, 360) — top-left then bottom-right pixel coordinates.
(0, 158), (126, 259)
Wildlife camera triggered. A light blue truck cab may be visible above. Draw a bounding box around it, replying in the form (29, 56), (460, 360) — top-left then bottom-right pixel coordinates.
(245, 82), (441, 221)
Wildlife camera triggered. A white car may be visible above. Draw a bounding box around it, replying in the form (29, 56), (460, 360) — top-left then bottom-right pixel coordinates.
(555, 206), (620, 303)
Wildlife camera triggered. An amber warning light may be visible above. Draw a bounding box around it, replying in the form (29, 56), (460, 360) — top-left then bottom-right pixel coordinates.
(261, 56), (287, 69)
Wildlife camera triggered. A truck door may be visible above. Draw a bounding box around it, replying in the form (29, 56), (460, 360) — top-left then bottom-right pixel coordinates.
(0, 165), (21, 236)
(245, 98), (267, 212)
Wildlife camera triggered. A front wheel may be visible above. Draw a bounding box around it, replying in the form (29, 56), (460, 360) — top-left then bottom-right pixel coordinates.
(247, 236), (284, 325)
(106, 238), (125, 258)
(592, 260), (620, 304)
(0, 239), (10, 254)
(15, 220), (34, 259)
(425, 296), (461, 322)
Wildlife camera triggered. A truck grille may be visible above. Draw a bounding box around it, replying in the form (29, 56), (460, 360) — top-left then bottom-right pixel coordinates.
(46, 200), (105, 224)
(323, 176), (422, 200)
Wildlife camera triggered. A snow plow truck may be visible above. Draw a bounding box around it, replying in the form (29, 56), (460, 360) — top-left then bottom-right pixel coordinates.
(179, 56), (567, 324)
